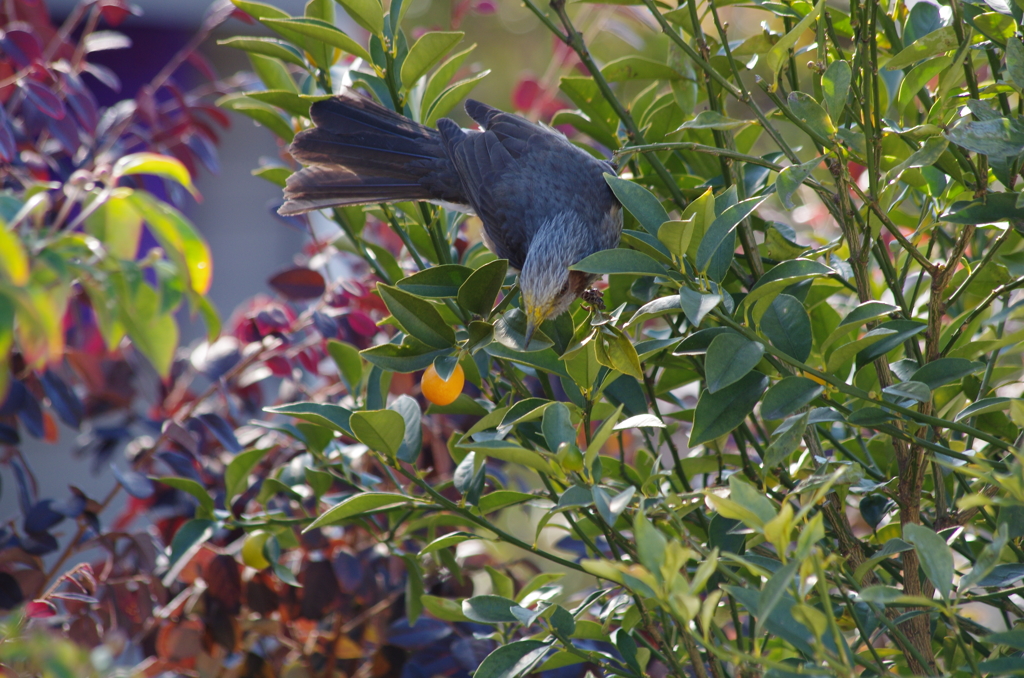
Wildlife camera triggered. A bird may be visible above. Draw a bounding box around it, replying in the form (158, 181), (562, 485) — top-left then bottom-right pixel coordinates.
(279, 90), (623, 345)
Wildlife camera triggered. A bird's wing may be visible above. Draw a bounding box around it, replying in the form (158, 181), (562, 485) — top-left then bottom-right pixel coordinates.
(439, 105), (619, 270)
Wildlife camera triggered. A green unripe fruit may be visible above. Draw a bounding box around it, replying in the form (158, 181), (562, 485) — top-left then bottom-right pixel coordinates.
(556, 441), (584, 473)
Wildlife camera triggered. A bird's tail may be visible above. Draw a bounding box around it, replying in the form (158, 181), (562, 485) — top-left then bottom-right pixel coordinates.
(279, 91), (464, 216)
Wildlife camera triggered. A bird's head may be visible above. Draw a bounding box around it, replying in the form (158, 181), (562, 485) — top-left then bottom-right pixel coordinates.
(520, 252), (590, 347)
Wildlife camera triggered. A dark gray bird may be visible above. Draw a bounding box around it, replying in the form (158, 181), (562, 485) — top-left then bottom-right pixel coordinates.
(279, 91), (622, 343)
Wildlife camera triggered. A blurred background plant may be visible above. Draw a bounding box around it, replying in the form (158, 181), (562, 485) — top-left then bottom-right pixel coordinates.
(4, 0), (1024, 677)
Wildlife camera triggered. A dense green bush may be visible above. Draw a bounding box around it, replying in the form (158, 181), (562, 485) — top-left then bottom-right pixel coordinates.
(8, 0), (1024, 675)
(222, 0), (1024, 675)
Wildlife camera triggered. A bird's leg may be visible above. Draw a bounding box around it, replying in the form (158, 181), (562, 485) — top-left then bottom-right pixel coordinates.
(580, 287), (605, 311)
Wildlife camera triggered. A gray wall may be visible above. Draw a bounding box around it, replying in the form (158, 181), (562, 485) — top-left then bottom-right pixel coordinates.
(0, 2), (307, 540)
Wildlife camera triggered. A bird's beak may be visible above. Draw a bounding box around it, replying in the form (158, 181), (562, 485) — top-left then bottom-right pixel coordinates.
(523, 318), (537, 349)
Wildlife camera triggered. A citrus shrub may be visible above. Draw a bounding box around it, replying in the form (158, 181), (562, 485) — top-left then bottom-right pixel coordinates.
(210, 0), (1024, 675)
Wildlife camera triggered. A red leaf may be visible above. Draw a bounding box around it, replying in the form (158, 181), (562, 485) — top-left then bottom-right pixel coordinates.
(231, 8), (256, 24)
(344, 310), (378, 337)
(26, 599), (57, 618)
(21, 80), (65, 119)
(268, 267), (326, 301)
(186, 51), (216, 82)
(4, 30), (42, 67)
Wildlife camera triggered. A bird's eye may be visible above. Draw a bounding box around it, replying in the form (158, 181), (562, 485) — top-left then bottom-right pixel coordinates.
(558, 281), (570, 296)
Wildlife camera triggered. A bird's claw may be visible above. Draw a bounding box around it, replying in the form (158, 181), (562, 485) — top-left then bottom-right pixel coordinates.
(581, 287), (605, 311)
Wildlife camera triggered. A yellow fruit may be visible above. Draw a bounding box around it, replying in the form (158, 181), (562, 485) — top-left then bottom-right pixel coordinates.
(241, 531), (271, 570)
(421, 363), (465, 406)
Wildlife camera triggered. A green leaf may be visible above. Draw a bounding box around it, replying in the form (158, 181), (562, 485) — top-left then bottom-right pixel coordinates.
(225, 448), (270, 502)
(897, 56), (952, 115)
(633, 511), (667, 576)
(705, 333), (764, 393)
(886, 26), (958, 70)
(397, 264), (473, 297)
(842, 300), (900, 328)
(678, 288), (720, 327)
(305, 492), (415, 530)
(378, 283), (455, 348)
(127, 191), (213, 295)
(690, 372), (769, 445)
(463, 595), (526, 623)
(478, 490), (535, 514)
(757, 559), (800, 633)
(350, 409), (406, 457)
(787, 91), (835, 138)
(696, 196), (769, 275)
(766, 0), (825, 79)
(458, 439), (550, 473)
(730, 474), (778, 524)
(944, 117), (1024, 158)
(762, 377), (823, 420)
(247, 90), (311, 117)
(1007, 37), (1024, 90)
(603, 175), (669, 236)
(230, 0), (290, 20)
(423, 45), (477, 120)
(262, 17), (371, 62)
(517, 572), (566, 603)
(494, 308), (553, 352)
(390, 395), (423, 463)
(401, 31), (464, 89)
(984, 630), (1024, 651)
(218, 36), (307, 67)
(474, 641), (550, 678)
(327, 339), (363, 392)
(764, 411), (808, 467)
(745, 259), (834, 322)
(882, 380), (931, 404)
(657, 219), (695, 261)
(165, 519), (215, 580)
(542, 402), (576, 453)
(422, 595), (472, 622)
(265, 402), (352, 434)
(601, 56), (680, 81)
(334, 0), (384, 35)
(0, 223), (28, 286)
(570, 248), (668, 276)
(595, 326), (644, 379)
(424, 70), (490, 126)
(248, 52), (297, 92)
(585, 405), (623, 468)
(942, 192), (1024, 224)
(911, 358), (983, 389)
(759, 294), (812, 362)
(458, 259), (507, 316)
(122, 308), (178, 378)
(856, 320), (926, 364)
(403, 553), (424, 625)
(821, 60), (851, 121)
(486, 342), (569, 377)
(627, 295), (682, 328)
(677, 110), (752, 131)
(954, 397), (1016, 421)
(361, 339), (448, 373)
(593, 485), (635, 525)
(420, 531), (480, 555)
(216, 93), (295, 141)
(114, 153), (197, 197)
(903, 523), (954, 600)
(775, 158), (819, 210)
(155, 477), (215, 518)
(826, 327), (897, 372)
